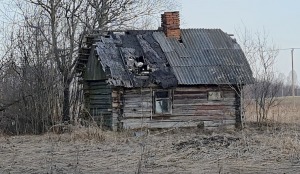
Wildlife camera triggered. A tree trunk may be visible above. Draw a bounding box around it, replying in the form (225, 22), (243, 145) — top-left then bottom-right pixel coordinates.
(62, 82), (70, 122)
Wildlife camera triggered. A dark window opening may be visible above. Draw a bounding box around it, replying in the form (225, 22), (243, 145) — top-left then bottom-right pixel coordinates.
(154, 90), (172, 114)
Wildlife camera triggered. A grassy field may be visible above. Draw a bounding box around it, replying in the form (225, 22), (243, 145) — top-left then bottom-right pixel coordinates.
(245, 96), (300, 123)
(0, 97), (300, 174)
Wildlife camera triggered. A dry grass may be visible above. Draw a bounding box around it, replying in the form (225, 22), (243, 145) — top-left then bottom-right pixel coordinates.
(0, 124), (300, 173)
(1, 125), (300, 173)
(245, 96), (300, 123)
(1, 100), (300, 173)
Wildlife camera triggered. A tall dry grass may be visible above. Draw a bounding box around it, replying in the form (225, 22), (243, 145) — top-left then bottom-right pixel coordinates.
(245, 96), (300, 124)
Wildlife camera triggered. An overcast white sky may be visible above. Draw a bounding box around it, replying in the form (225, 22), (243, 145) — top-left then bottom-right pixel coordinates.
(180, 0), (300, 84)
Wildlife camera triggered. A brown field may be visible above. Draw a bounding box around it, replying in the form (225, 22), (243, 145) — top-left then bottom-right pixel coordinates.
(245, 96), (300, 123)
(1, 97), (300, 174)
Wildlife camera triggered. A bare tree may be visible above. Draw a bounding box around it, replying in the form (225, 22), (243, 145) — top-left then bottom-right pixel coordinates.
(236, 28), (282, 123)
(0, 0), (178, 133)
(83, 0), (178, 30)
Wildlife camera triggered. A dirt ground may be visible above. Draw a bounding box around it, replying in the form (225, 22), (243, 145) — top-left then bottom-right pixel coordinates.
(1, 123), (300, 174)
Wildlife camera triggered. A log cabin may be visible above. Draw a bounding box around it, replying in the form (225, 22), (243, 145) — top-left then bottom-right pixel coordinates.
(76, 11), (254, 130)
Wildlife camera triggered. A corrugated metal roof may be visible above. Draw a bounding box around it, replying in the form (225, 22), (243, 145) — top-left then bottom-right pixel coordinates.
(153, 29), (254, 85)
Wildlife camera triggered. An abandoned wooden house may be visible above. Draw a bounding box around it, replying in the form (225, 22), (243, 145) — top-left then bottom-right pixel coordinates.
(76, 11), (254, 130)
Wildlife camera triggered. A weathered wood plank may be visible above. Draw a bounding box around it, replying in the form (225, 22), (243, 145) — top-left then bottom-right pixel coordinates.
(88, 86), (111, 91)
(89, 95), (111, 100)
(88, 99), (111, 105)
(122, 111), (235, 118)
(124, 107), (152, 112)
(172, 105), (236, 111)
(174, 87), (220, 92)
(124, 107), (152, 113)
(123, 94), (152, 100)
(89, 105), (112, 110)
(123, 102), (152, 108)
(90, 108), (111, 113)
(122, 120), (235, 129)
(176, 105), (233, 110)
(151, 115), (235, 121)
(171, 110), (235, 117)
(123, 98), (152, 104)
(174, 90), (207, 95)
(223, 91), (236, 98)
(173, 99), (235, 105)
(124, 89), (151, 95)
(173, 93), (207, 99)
(123, 111), (152, 118)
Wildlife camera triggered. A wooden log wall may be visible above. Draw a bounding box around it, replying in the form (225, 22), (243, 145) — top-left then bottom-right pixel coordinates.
(120, 86), (239, 129)
(119, 88), (153, 129)
(84, 80), (112, 128)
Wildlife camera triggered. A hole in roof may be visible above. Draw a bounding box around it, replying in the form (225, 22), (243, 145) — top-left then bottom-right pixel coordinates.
(104, 35), (110, 38)
(178, 39), (183, 43)
(125, 31), (130, 35)
(137, 56), (144, 63)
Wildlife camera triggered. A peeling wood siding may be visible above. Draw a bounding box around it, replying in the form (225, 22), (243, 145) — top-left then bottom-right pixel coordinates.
(120, 86), (239, 129)
(84, 80), (112, 128)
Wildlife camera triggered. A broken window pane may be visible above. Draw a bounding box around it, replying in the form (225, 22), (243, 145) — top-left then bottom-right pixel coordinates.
(154, 91), (171, 114)
(155, 99), (169, 114)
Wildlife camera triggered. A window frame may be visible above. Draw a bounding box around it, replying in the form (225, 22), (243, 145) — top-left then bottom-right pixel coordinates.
(153, 90), (172, 115)
(207, 91), (223, 101)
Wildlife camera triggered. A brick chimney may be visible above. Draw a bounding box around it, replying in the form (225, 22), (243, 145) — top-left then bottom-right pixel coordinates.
(161, 11), (180, 39)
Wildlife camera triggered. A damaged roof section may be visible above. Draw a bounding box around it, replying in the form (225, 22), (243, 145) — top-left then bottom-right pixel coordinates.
(77, 28), (253, 88)
(95, 31), (178, 88)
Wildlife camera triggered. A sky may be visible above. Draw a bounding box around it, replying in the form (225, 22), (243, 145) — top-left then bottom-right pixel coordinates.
(180, 0), (300, 84)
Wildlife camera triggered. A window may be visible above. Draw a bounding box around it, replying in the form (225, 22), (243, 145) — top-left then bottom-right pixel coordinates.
(154, 90), (171, 114)
(208, 91), (222, 101)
